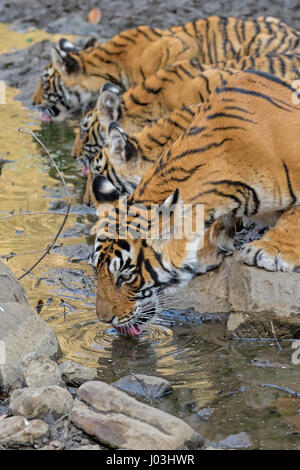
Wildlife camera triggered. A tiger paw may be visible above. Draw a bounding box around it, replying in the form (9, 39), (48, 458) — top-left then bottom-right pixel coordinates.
(239, 239), (300, 273)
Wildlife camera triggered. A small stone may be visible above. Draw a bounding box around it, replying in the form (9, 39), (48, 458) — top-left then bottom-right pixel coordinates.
(197, 407), (215, 420)
(9, 385), (73, 419)
(59, 360), (97, 386)
(113, 374), (172, 399)
(22, 353), (62, 387)
(0, 416), (49, 447)
(208, 432), (252, 449)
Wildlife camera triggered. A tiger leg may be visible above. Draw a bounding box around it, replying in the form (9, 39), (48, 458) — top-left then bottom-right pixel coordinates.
(240, 205), (300, 272)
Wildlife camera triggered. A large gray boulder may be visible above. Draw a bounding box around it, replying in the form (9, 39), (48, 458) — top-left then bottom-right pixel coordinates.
(69, 381), (203, 450)
(0, 261), (60, 390)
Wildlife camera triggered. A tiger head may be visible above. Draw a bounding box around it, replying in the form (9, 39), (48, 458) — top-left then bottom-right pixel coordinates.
(92, 189), (223, 336)
(71, 83), (123, 174)
(87, 122), (141, 203)
(32, 38), (100, 122)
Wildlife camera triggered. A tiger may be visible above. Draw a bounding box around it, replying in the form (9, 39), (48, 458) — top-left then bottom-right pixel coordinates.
(80, 53), (300, 206)
(33, 16), (300, 121)
(82, 107), (199, 206)
(72, 53), (300, 172)
(72, 63), (238, 172)
(91, 70), (300, 336)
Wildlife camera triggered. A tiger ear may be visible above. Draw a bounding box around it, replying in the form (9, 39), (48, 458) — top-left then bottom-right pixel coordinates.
(92, 174), (121, 204)
(107, 122), (128, 163)
(97, 82), (122, 123)
(51, 39), (80, 75)
(83, 37), (97, 49)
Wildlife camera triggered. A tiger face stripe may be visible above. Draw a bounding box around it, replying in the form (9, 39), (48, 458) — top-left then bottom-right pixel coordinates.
(93, 70), (300, 334)
(33, 16), (300, 121)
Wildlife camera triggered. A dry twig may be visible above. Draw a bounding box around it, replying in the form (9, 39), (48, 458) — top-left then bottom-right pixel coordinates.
(16, 127), (72, 280)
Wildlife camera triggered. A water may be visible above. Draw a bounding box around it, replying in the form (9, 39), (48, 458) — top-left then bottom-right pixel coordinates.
(1, 39), (300, 450)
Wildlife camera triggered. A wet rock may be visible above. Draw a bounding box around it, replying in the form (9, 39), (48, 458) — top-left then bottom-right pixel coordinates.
(208, 432), (252, 449)
(197, 407), (215, 420)
(59, 360), (97, 386)
(23, 353), (62, 387)
(52, 244), (93, 261)
(9, 385), (73, 420)
(0, 416), (49, 448)
(0, 261), (60, 391)
(69, 381), (203, 450)
(113, 374), (172, 399)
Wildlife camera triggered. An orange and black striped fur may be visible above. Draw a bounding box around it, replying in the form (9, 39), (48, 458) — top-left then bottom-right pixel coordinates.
(80, 53), (300, 206)
(73, 53), (300, 170)
(33, 16), (300, 120)
(92, 70), (300, 333)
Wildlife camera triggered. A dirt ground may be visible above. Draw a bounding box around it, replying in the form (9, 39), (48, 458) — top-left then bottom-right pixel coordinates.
(1, 0), (300, 107)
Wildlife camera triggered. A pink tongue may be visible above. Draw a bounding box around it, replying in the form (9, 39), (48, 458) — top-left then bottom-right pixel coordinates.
(40, 112), (51, 122)
(115, 324), (142, 337)
(82, 166), (89, 177)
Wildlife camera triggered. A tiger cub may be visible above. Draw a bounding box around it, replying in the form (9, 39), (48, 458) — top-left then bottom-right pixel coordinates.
(73, 53), (300, 171)
(33, 16), (300, 121)
(91, 70), (300, 335)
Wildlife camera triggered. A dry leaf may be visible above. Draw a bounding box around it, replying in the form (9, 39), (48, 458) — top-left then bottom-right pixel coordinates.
(88, 8), (102, 24)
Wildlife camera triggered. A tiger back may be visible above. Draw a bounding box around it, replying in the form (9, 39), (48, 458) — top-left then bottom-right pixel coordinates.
(33, 16), (300, 121)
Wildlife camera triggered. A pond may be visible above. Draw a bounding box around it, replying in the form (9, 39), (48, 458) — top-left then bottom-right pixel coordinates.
(1, 32), (300, 450)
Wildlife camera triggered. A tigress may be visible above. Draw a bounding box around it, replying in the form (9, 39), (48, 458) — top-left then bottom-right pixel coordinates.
(92, 70), (300, 336)
(80, 53), (300, 206)
(73, 53), (300, 171)
(33, 16), (300, 121)
(72, 63), (238, 170)
(82, 108), (199, 206)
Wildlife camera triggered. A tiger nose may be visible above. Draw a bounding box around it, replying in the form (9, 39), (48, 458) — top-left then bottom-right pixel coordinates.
(96, 295), (114, 323)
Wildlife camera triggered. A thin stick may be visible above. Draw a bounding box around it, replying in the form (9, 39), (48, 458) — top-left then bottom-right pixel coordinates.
(18, 127), (71, 201)
(261, 383), (300, 398)
(17, 127), (72, 280)
(0, 211), (71, 221)
(130, 373), (153, 406)
(270, 321), (282, 353)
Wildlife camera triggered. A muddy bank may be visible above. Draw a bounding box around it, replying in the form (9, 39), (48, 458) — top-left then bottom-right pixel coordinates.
(2, 0), (300, 36)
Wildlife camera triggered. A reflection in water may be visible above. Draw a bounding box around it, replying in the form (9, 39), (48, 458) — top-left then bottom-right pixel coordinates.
(1, 75), (300, 449)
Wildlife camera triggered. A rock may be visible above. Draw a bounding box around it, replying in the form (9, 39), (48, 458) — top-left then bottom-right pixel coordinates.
(208, 432), (252, 449)
(113, 374), (172, 399)
(9, 385), (73, 420)
(0, 416), (49, 447)
(23, 354), (62, 387)
(197, 407), (215, 420)
(0, 261), (60, 390)
(59, 360), (97, 386)
(229, 259), (300, 318)
(69, 381), (203, 450)
(175, 259), (231, 314)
